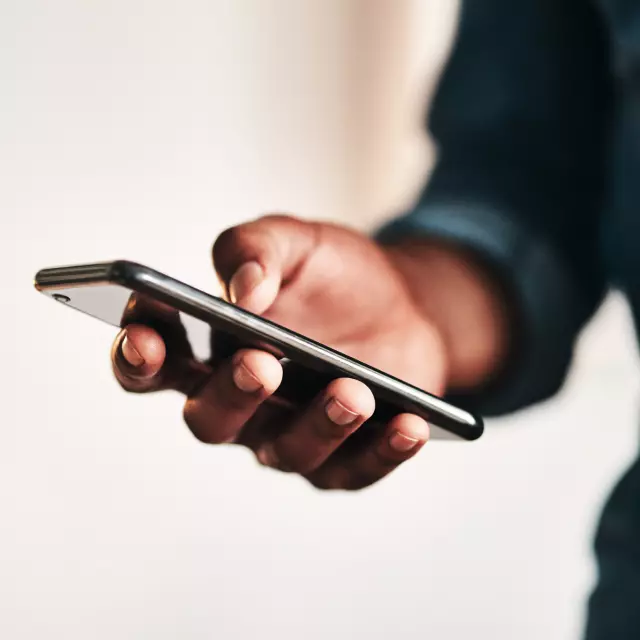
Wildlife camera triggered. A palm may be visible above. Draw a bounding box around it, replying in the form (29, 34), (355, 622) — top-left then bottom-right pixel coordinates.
(257, 223), (446, 394)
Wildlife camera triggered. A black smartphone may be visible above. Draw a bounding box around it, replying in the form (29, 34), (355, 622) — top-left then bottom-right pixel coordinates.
(34, 260), (483, 441)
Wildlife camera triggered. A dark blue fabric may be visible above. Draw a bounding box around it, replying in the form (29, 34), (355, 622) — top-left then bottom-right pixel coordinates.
(377, 1), (640, 637)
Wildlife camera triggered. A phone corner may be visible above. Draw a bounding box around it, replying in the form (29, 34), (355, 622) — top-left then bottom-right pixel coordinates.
(467, 415), (485, 441)
(108, 260), (147, 285)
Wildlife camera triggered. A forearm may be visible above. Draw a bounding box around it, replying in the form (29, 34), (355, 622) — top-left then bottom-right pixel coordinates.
(376, 0), (609, 415)
(385, 238), (512, 392)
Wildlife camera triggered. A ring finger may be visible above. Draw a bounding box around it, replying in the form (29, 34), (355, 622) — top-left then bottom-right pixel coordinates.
(255, 378), (375, 474)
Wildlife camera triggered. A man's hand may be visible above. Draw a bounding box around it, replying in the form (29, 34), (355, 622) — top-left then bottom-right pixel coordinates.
(111, 215), (508, 490)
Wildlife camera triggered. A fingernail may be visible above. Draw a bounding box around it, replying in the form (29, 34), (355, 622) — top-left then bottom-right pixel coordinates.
(232, 362), (263, 393)
(122, 335), (145, 367)
(389, 431), (421, 452)
(229, 261), (264, 304)
(325, 398), (359, 425)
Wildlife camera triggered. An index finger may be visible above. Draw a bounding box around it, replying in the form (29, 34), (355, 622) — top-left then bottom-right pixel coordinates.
(112, 324), (168, 393)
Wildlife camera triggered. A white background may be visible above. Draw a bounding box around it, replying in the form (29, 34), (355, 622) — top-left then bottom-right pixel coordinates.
(2, 1), (639, 638)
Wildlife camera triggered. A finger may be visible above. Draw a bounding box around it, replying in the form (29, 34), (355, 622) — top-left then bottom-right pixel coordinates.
(212, 214), (320, 313)
(112, 324), (167, 392)
(183, 348), (282, 444)
(256, 378), (375, 474)
(120, 293), (195, 362)
(233, 401), (294, 451)
(308, 413), (429, 490)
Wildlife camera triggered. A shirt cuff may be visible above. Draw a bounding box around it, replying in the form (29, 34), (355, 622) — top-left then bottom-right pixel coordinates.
(376, 202), (600, 416)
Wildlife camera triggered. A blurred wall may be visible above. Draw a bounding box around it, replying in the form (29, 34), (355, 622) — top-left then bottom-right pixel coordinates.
(2, 2), (639, 639)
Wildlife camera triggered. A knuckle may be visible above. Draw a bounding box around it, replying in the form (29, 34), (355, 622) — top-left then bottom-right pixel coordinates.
(189, 430), (213, 445)
(182, 402), (207, 442)
(113, 368), (157, 394)
(306, 476), (337, 491)
(372, 447), (404, 470)
(214, 221), (265, 255)
(306, 470), (348, 491)
(345, 474), (374, 491)
(212, 226), (252, 273)
(118, 381), (147, 395)
(255, 444), (294, 472)
(212, 225), (241, 254)
(182, 399), (197, 426)
(182, 401), (218, 444)
(187, 425), (212, 445)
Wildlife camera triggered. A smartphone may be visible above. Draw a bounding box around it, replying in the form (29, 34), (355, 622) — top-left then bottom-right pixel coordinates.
(34, 260), (483, 441)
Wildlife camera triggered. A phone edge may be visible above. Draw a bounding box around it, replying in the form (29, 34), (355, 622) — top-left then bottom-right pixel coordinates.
(34, 260), (485, 441)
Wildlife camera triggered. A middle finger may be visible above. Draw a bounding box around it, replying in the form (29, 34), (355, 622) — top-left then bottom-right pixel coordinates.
(183, 348), (282, 444)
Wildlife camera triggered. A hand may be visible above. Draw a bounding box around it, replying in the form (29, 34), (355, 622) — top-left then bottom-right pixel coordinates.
(111, 215), (501, 490)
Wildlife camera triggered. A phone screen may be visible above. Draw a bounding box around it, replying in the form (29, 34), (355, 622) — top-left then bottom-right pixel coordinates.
(46, 283), (214, 362)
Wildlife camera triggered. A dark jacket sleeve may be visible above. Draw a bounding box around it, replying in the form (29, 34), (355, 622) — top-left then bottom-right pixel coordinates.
(377, 0), (612, 415)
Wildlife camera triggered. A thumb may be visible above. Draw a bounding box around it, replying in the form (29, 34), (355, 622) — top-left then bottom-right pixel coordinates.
(213, 214), (319, 314)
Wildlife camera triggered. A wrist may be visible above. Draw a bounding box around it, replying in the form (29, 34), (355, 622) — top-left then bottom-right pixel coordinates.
(383, 238), (513, 392)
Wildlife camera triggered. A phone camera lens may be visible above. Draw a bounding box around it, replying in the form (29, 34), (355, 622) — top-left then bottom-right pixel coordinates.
(52, 294), (71, 304)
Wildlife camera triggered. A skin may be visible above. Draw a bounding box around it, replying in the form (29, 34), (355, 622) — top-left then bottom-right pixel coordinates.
(112, 214), (510, 490)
